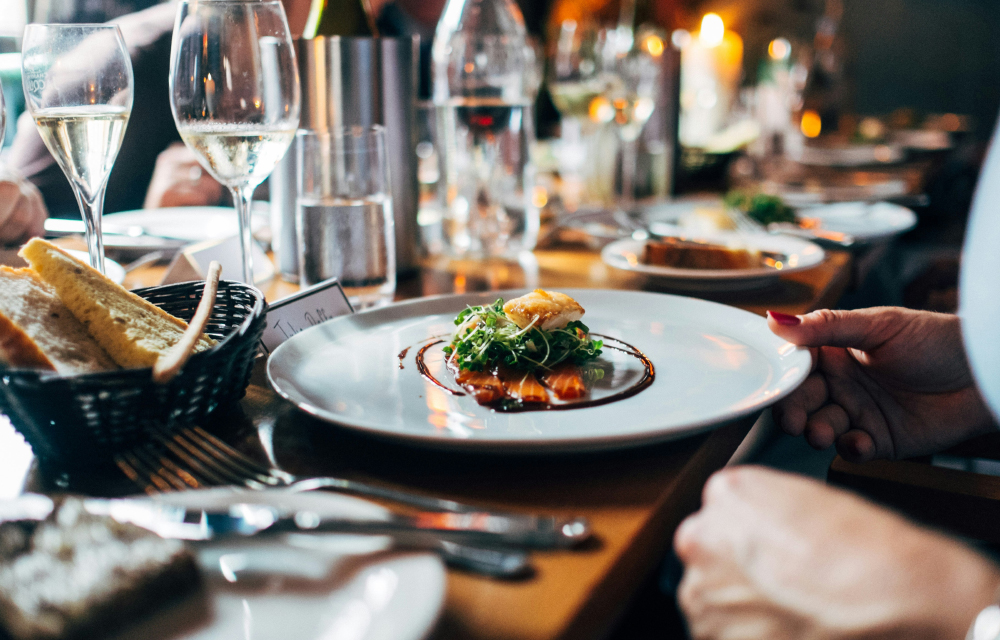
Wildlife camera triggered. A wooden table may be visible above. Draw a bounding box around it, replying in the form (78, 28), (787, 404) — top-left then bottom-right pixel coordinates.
(3, 245), (852, 640)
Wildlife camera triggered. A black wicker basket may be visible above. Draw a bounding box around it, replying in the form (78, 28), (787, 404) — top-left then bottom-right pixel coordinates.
(0, 280), (267, 466)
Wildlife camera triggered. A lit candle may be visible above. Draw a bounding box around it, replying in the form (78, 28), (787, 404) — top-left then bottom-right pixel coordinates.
(678, 13), (744, 148)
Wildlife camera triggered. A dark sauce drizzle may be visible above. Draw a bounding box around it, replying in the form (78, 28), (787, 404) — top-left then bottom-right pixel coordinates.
(410, 334), (654, 412)
(397, 347), (410, 369)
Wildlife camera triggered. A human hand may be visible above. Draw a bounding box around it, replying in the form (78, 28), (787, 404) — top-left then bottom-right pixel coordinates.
(143, 143), (223, 209)
(0, 167), (47, 245)
(767, 308), (998, 462)
(675, 466), (1000, 640)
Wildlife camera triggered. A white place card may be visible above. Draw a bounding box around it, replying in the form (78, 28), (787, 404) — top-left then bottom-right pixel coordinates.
(259, 278), (354, 354)
(161, 235), (274, 285)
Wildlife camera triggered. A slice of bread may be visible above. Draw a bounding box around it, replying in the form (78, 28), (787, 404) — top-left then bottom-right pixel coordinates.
(20, 239), (215, 369)
(0, 312), (56, 371)
(0, 267), (116, 374)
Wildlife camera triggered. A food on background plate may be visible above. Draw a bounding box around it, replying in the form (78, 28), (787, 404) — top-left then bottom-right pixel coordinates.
(643, 237), (763, 270)
(443, 290), (603, 408)
(723, 190), (796, 226)
(0, 497), (200, 640)
(0, 239), (215, 373)
(0, 267), (117, 374)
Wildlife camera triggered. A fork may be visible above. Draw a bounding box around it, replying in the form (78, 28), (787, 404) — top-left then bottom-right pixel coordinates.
(114, 430), (535, 578)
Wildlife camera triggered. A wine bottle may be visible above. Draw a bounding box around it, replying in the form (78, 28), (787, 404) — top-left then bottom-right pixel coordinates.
(302, 0), (378, 38)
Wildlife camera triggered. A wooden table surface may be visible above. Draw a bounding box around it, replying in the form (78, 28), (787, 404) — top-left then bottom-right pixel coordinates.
(4, 244), (852, 640)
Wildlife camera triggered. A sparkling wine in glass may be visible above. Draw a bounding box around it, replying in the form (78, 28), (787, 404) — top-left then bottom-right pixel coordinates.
(169, 0), (300, 284)
(21, 24), (133, 273)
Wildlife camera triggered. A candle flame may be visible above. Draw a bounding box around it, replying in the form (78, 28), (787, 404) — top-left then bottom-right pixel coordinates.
(699, 14), (725, 48)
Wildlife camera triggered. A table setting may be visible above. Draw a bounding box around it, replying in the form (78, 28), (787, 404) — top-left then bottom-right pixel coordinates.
(0, 0), (966, 637)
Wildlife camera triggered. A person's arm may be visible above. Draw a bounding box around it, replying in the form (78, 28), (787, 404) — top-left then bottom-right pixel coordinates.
(675, 466), (1000, 640)
(0, 166), (47, 245)
(766, 308), (999, 462)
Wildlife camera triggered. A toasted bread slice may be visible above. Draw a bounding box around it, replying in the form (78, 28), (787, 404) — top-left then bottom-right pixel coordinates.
(20, 239), (215, 369)
(0, 267), (116, 374)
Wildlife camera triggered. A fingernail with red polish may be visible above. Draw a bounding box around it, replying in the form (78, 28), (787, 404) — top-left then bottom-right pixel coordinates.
(768, 311), (802, 326)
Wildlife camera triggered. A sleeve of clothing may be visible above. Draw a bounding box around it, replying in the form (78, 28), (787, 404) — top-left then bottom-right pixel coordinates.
(6, 2), (181, 217)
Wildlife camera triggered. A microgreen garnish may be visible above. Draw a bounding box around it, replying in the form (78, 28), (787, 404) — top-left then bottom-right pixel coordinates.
(446, 299), (603, 373)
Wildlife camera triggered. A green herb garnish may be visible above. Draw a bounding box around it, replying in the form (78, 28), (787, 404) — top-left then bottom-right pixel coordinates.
(724, 190), (796, 226)
(447, 299), (603, 373)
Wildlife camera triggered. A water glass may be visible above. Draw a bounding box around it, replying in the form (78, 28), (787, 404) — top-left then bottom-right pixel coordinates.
(297, 126), (395, 309)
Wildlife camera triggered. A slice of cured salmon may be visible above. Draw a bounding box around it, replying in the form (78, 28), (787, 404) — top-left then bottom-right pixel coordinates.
(450, 360), (505, 404)
(498, 368), (548, 403)
(541, 363), (587, 400)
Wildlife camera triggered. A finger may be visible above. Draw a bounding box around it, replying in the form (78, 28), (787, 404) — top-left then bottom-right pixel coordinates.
(674, 514), (704, 563)
(821, 355), (896, 458)
(772, 373), (828, 436)
(768, 308), (903, 352)
(0, 193), (31, 244)
(837, 430), (877, 462)
(803, 403), (850, 449)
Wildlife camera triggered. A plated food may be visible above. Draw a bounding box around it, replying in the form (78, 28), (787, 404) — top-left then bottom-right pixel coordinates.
(437, 290), (611, 409)
(268, 289), (813, 452)
(602, 234), (825, 293)
(642, 237), (766, 270)
(0, 238), (214, 374)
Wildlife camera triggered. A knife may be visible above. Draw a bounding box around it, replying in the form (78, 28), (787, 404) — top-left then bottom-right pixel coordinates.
(84, 499), (592, 550)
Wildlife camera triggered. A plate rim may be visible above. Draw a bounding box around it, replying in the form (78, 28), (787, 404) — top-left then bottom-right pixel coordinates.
(266, 289), (812, 453)
(799, 201), (918, 241)
(600, 235), (825, 281)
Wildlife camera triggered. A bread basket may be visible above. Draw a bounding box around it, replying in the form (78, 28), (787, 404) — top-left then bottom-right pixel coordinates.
(0, 280), (267, 466)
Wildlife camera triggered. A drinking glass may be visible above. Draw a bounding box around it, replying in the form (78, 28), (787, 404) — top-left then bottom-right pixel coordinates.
(603, 45), (659, 212)
(21, 24), (133, 273)
(1, 78), (6, 148)
(169, 0), (300, 284)
(297, 126), (395, 309)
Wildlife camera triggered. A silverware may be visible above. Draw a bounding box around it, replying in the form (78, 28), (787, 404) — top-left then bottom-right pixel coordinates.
(43, 218), (189, 245)
(117, 426), (590, 544)
(86, 498), (579, 549)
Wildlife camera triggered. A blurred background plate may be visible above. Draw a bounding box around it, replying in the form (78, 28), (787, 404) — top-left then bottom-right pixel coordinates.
(797, 202), (918, 242)
(601, 234), (825, 292)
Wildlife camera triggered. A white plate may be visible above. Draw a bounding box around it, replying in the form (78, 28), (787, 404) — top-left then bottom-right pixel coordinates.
(797, 201), (917, 242)
(601, 234), (825, 292)
(112, 487), (446, 640)
(267, 289), (812, 453)
(103, 206), (269, 250)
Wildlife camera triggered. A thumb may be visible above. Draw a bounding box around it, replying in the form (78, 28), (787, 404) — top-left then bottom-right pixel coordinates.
(767, 308), (902, 352)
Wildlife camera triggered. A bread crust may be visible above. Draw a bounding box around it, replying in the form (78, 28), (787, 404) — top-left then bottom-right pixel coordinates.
(0, 312), (56, 371)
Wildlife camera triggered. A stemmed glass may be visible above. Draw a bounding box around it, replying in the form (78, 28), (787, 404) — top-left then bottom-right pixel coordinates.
(602, 41), (659, 214)
(169, 0), (300, 284)
(21, 24), (133, 273)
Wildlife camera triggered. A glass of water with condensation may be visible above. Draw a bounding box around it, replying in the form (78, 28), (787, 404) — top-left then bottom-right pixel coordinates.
(296, 125), (396, 308)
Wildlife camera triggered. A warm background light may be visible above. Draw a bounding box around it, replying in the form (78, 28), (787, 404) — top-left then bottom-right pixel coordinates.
(768, 38), (791, 61)
(644, 34), (665, 57)
(801, 110), (823, 138)
(699, 13), (725, 48)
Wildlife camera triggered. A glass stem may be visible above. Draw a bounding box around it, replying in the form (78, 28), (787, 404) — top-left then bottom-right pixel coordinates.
(75, 186), (106, 274)
(231, 185), (257, 284)
(620, 138), (638, 213)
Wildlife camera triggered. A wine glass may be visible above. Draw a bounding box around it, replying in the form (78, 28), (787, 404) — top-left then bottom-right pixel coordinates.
(1, 78), (6, 149)
(602, 42), (659, 214)
(21, 24), (133, 273)
(169, 0), (300, 284)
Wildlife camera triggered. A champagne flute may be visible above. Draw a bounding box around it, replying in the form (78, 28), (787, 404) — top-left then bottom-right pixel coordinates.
(169, 0), (300, 284)
(21, 24), (133, 273)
